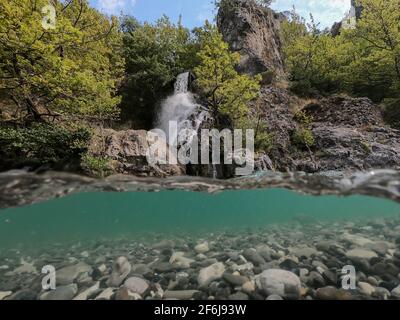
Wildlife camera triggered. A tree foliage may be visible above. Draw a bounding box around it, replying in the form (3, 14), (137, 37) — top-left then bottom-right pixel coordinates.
(0, 123), (90, 171)
(282, 0), (400, 107)
(194, 22), (261, 127)
(0, 0), (123, 123)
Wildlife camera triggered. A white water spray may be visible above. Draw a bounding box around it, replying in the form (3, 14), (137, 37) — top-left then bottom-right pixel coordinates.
(157, 72), (209, 147)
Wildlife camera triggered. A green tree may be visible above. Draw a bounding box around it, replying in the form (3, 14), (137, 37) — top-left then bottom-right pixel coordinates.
(0, 123), (91, 171)
(351, 0), (400, 127)
(120, 16), (198, 128)
(355, 0), (400, 84)
(0, 0), (123, 123)
(194, 22), (261, 127)
(342, 0), (400, 101)
(282, 0), (400, 103)
(282, 11), (345, 96)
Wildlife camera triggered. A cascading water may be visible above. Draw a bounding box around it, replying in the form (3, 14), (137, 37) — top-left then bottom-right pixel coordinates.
(174, 71), (190, 94)
(156, 72), (209, 147)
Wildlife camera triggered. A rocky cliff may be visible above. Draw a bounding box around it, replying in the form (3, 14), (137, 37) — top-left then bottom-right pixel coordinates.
(217, 0), (285, 76)
(298, 96), (400, 172)
(252, 87), (400, 173)
(217, 0), (400, 174)
(331, 0), (363, 36)
(351, 0), (364, 20)
(88, 129), (185, 177)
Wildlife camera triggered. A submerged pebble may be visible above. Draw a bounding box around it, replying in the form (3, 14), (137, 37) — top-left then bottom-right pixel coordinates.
(257, 269), (301, 299)
(198, 262), (225, 287)
(40, 284), (78, 300)
(107, 257), (131, 287)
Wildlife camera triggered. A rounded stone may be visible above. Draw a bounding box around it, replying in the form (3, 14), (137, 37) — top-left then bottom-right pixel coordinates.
(198, 262), (225, 287)
(195, 242), (210, 254)
(124, 277), (149, 295)
(257, 269), (301, 300)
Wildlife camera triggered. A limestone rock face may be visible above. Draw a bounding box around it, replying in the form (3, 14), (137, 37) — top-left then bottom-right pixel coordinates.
(300, 96), (400, 172)
(217, 0), (285, 76)
(256, 92), (400, 173)
(331, 0), (363, 36)
(89, 129), (185, 177)
(253, 86), (299, 172)
(303, 96), (384, 127)
(351, 0), (363, 20)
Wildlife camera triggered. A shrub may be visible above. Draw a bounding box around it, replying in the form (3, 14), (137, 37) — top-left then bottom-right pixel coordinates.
(289, 80), (320, 98)
(0, 124), (91, 171)
(81, 154), (115, 178)
(292, 127), (315, 149)
(292, 110), (315, 149)
(255, 131), (275, 153)
(293, 110), (313, 126)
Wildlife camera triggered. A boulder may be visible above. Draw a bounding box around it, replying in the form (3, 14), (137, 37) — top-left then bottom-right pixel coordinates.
(228, 292), (249, 300)
(194, 242), (210, 254)
(358, 282), (376, 296)
(217, 0), (285, 76)
(115, 287), (142, 300)
(391, 285), (400, 299)
(40, 284), (78, 300)
(198, 262), (226, 287)
(95, 288), (115, 300)
(256, 269), (301, 299)
(0, 291), (12, 300)
(89, 129), (185, 177)
(223, 273), (249, 286)
(164, 290), (200, 300)
(169, 252), (195, 269)
(242, 281), (256, 294)
(124, 277), (149, 296)
(315, 286), (353, 300)
(346, 248), (378, 261)
(56, 262), (92, 285)
(289, 246), (319, 258)
(242, 248), (266, 266)
(107, 256), (131, 287)
(73, 282), (100, 300)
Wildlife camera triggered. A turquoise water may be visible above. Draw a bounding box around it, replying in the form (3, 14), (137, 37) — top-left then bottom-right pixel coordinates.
(0, 188), (399, 249)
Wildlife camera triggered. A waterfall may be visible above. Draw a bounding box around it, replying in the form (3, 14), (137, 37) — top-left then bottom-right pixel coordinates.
(156, 72), (209, 147)
(174, 72), (190, 94)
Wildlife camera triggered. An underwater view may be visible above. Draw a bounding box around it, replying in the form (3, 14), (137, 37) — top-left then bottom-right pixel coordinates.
(1, 170), (400, 301)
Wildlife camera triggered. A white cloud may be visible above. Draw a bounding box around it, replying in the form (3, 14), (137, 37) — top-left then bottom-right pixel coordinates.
(97, 0), (136, 15)
(272, 0), (351, 28)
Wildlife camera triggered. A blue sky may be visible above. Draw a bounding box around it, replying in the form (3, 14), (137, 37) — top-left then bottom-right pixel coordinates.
(90, 0), (351, 29)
